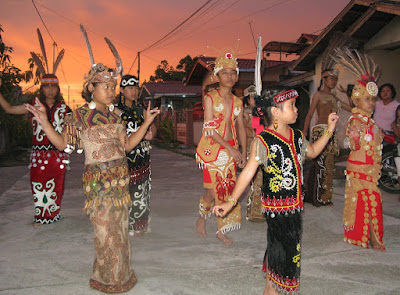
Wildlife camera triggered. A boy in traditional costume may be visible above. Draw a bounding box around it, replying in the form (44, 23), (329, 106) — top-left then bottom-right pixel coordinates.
(195, 47), (247, 245)
(25, 25), (160, 292)
(334, 47), (386, 251)
(0, 28), (70, 225)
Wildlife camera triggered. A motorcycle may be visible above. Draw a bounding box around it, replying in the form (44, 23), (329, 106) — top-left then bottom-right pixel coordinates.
(379, 134), (400, 194)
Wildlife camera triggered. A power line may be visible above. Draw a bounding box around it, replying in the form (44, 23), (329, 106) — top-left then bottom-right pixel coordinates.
(31, 0), (70, 87)
(140, 0), (214, 53)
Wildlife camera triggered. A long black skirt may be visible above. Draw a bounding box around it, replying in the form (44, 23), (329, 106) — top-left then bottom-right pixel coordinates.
(264, 211), (302, 294)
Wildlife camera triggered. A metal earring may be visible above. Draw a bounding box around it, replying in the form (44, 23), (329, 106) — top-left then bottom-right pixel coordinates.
(89, 95), (96, 110)
(273, 119), (278, 131)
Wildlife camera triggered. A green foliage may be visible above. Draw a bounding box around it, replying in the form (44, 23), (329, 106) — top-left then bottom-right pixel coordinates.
(149, 55), (195, 82)
(159, 116), (175, 143)
(0, 24), (33, 152)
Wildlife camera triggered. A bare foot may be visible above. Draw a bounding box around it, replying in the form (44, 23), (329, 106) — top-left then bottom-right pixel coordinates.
(263, 279), (279, 295)
(369, 227), (386, 252)
(216, 231), (232, 246)
(134, 230), (145, 238)
(196, 217), (207, 237)
(370, 240), (386, 252)
(33, 222), (42, 227)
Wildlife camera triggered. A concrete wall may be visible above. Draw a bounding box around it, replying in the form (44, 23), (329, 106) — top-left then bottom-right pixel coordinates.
(193, 120), (203, 145)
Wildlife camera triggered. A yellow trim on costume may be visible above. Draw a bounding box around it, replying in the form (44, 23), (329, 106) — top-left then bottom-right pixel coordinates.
(268, 275), (300, 289)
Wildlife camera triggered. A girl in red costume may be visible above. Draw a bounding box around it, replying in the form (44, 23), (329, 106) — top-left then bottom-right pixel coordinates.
(0, 29), (70, 225)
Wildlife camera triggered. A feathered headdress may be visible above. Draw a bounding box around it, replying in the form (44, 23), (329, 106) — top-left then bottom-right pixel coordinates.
(30, 28), (65, 84)
(80, 24), (121, 91)
(320, 31), (357, 78)
(103, 37), (140, 89)
(333, 47), (381, 102)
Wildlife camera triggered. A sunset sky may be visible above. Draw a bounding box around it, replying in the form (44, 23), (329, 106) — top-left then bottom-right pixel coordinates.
(1, 0), (349, 107)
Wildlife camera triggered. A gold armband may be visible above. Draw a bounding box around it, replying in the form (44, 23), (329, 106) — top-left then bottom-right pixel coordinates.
(227, 197), (237, 206)
(323, 129), (333, 138)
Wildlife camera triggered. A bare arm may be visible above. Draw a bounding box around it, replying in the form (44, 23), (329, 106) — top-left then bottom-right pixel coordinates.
(124, 103), (160, 152)
(392, 117), (400, 139)
(302, 92), (320, 135)
(212, 140), (260, 217)
(144, 123), (157, 140)
(306, 113), (339, 158)
(0, 79), (27, 115)
(25, 98), (67, 150)
(236, 108), (247, 168)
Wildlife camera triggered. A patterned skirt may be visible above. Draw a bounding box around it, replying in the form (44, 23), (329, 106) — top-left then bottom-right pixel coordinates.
(305, 124), (338, 206)
(82, 158), (136, 292)
(29, 149), (68, 224)
(200, 142), (241, 234)
(264, 211), (302, 294)
(128, 161), (151, 235)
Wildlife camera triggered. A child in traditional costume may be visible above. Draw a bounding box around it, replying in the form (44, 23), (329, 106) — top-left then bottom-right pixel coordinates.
(195, 46), (247, 245)
(334, 48), (386, 251)
(243, 85), (264, 222)
(117, 74), (156, 237)
(213, 85), (338, 294)
(103, 37), (156, 237)
(25, 25), (160, 292)
(303, 33), (353, 207)
(0, 28), (70, 225)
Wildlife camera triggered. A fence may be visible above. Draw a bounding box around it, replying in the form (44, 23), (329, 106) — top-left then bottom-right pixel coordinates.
(156, 109), (201, 146)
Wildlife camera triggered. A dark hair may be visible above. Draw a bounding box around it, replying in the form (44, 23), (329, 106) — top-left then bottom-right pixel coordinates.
(39, 83), (63, 105)
(243, 95), (250, 107)
(82, 83), (97, 102)
(318, 69), (336, 91)
(347, 84), (355, 98)
(395, 105), (400, 121)
(378, 83), (396, 100)
(254, 86), (287, 127)
(81, 67), (115, 102)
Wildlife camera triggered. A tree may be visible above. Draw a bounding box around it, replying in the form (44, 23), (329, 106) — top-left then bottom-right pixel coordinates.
(0, 24), (32, 154)
(149, 55), (195, 82)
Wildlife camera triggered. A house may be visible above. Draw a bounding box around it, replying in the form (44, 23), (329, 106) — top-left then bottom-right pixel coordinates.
(185, 56), (286, 97)
(139, 81), (202, 113)
(276, 0), (400, 145)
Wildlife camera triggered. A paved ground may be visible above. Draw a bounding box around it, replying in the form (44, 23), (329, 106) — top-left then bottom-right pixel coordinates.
(0, 147), (399, 295)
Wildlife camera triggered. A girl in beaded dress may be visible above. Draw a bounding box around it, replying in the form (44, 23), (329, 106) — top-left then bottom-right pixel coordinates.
(334, 48), (385, 252)
(25, 25), (160, 292)
(0, 28), (70, 225)
(213, 87), (338, 294)
(116, 74), (156, 237)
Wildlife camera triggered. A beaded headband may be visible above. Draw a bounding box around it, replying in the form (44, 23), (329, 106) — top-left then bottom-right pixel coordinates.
(40, 77), (59, 85)
(120, 75), (139, 88)
(321, 69), (338, 78)
(273, 89), (299, 105)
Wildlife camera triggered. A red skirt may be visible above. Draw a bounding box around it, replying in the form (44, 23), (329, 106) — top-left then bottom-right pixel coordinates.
(29, 149), (68, 224)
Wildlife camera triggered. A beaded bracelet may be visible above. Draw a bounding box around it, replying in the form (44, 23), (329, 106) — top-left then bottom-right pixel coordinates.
(227, 197), (237, 206)
(323, 129), (333, 138)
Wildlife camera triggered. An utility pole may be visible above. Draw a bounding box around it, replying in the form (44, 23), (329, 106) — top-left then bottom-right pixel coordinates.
(137, 52), (141, 83)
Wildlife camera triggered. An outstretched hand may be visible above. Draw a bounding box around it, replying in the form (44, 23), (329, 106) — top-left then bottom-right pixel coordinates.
(25, 97), (49, 126)
(144, 101), (160, 125)
(212, 202), (234, 218)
